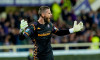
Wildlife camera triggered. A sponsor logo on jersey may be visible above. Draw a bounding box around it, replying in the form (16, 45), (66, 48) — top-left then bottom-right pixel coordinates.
(38, 33), (50, 36)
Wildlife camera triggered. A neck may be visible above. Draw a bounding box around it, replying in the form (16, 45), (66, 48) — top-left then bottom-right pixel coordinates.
(38, 16), (45, 24)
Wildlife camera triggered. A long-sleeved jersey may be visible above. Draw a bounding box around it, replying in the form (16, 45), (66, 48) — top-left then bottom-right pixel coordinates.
(19, 21), (70, 59)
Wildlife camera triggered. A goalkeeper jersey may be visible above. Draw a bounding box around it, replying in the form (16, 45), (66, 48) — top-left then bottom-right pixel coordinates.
(19, 21), (70, 58)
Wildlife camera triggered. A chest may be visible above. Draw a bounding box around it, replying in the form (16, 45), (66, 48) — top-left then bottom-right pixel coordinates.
(36, 24), (52, 36)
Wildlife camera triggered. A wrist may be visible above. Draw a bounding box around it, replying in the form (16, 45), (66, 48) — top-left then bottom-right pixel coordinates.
(69, 28), (74, 33)
(20, 29), (24, 34)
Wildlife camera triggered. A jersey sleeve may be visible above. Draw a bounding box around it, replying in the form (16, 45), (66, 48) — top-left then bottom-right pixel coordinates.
(52, 25), (59, 34)
(52, 24), (70, 36)
(23, 24), (35, 38)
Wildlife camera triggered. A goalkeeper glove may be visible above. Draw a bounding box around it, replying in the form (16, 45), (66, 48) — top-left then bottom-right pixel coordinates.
(69, 21), (83, 33)
(20, 19), (28, 33)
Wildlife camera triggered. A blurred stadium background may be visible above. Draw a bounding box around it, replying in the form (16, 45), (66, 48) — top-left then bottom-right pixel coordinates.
(0, 0), (100, 60)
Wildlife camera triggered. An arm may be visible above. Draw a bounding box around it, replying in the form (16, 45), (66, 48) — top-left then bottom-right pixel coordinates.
(19, 25), (35, 40)
(52, 21), (83, 36)
(52, 26), (72, 36)
(19, 19), (35, 40)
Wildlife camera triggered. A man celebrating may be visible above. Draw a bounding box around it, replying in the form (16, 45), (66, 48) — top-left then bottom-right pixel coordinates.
(19, 6), (83, 60)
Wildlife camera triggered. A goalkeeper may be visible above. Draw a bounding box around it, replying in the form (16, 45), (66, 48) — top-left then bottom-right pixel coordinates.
(19, 6), (83, 60)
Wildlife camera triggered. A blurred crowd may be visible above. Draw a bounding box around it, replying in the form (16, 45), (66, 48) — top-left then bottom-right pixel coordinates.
(0, 5), (100, 49)
(0, 9), (39, 46)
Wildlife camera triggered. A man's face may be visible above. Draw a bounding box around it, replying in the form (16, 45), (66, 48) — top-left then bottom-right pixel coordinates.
(43, 9), (52, 23)
(45, 9), (52, 19)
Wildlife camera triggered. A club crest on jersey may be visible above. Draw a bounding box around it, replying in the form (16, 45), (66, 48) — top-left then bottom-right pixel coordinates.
(48, 24), (50, 28)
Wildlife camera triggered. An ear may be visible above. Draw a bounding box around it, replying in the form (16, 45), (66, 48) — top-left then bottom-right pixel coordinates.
(41, 13), (44, 17)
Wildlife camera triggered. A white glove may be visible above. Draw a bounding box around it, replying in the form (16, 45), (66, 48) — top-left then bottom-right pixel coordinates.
(73, 21), (83, 32)
(69, 21), (83, 33)
(20, 19), (28, 33)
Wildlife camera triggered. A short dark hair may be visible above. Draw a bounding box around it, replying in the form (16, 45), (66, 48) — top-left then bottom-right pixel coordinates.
(38, 6), (50, 16)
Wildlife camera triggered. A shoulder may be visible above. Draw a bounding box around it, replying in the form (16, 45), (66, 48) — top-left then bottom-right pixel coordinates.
(49, 22), (53, 27)
(31, 22), (38, 26)
(29, 22), (38, 30)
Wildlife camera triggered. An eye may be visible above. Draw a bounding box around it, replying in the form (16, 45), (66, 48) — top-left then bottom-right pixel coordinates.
(49, 12), (51, 14)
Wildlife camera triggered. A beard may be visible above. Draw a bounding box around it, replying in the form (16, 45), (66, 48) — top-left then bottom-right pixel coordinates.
(44, 17), (50, 24)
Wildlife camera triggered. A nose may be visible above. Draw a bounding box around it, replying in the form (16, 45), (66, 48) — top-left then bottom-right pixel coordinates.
(50, 14), (52, 18)
(50, 14), (52, 17)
